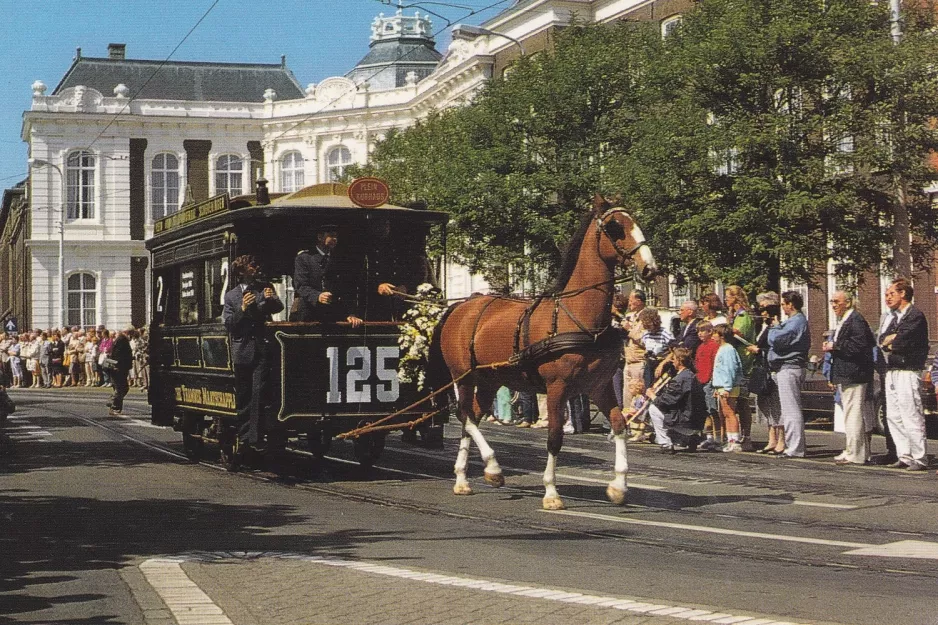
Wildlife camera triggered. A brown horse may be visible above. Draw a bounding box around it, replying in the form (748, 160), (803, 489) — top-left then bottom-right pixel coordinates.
(427, 196), (657, 510)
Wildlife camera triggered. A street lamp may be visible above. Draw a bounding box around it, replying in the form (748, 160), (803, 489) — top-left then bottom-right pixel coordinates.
(28, 157), (66, 329)
(451, 24), (526, 56)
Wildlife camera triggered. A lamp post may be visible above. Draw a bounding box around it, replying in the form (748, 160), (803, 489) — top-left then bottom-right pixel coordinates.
(28, 158), (66, 329)
(451, 24), (526, 56)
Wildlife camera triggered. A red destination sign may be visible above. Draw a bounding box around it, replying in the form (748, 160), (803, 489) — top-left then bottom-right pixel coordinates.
(347, 177), (390, 208)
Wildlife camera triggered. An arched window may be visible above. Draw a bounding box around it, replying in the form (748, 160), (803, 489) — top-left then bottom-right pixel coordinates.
(67, 272), (96, 327)
(280, 151), (305, 193)
(215, 154), (243, 196)
(661, 15), (683, 38)
(327, 146), (352, 182)
(151, 153), (180, 220)
(66, 150), (96, 219)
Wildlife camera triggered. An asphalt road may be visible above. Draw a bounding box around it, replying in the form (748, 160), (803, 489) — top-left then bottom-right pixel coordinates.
(2, 388), (938, 625)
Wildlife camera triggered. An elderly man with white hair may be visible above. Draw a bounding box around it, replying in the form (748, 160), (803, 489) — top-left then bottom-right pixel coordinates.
(823, 291), (875, 465)
(673, 299), (702, 355)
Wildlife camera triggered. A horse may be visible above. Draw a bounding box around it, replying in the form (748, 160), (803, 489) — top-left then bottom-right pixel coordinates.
(426, 196), (657, 510)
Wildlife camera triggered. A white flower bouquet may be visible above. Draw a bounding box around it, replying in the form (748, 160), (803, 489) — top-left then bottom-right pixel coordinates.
(398, 283), (445, 390)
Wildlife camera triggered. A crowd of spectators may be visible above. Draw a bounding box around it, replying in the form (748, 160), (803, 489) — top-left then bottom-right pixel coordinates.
(0, 326), (149, 398)
(484, 277), (932, 473)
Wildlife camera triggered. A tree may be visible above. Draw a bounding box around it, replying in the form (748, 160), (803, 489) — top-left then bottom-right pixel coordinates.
(350, 22), (657, 291)
(613, 0), (938, 291)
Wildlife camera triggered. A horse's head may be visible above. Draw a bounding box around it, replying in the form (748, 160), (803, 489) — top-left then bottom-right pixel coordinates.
(592, 195), (658, 282)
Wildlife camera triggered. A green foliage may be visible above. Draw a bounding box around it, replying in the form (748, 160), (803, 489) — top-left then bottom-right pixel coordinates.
(354, 0), (938, 293)
(614, 0), (938, 290)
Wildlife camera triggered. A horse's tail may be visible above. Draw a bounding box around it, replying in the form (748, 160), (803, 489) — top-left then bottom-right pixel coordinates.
(425, 301), (460, 395)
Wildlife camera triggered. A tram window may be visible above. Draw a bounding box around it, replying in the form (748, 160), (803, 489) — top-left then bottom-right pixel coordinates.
(203, 257), (227, 322)
(178, 262), (201, 325)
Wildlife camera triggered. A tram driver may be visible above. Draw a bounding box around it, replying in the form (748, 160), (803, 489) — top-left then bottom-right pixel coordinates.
(363, 217), (438, 321)
(291, 224), (364, 327)
(223, 255), (284, 450)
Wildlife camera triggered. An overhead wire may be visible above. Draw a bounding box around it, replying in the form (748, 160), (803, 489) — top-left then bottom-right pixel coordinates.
(83, 0), (222, 152)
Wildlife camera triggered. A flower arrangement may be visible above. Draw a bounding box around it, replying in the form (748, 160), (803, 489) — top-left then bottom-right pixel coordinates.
(398, 283), (446, 390)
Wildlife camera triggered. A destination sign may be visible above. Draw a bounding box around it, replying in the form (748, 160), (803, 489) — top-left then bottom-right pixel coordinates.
(154, 194), (230, 234)
(347, 177), (390, 208)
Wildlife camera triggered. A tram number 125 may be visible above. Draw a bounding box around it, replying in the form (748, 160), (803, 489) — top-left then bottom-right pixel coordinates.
(325, 346), (400, 404)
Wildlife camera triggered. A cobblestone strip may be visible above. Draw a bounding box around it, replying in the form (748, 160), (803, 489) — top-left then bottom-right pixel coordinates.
(157, 551), (807, 625)
(139, 558), (234, 625)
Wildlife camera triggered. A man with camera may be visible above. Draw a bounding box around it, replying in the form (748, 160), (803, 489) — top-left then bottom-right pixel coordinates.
(223, 255), (284, 449)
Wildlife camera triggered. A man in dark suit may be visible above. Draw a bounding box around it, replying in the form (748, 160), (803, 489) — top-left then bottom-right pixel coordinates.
(879, 277), (930, 471)
(223, 255), (284, 448)
(823, 291), (875, 465)
(291, 225), (363, 327)
(674, 299), (702, 356)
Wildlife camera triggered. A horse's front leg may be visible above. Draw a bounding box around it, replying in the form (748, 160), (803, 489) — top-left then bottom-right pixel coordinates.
(591, 380), (629, 505)
(542, 384), (568, 510)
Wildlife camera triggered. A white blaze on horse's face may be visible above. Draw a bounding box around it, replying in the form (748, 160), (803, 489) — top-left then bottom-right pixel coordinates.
(629, 221), (657, 275)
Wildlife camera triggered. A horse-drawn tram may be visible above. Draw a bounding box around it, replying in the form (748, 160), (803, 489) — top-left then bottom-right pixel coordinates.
(146, 180), (448, 469)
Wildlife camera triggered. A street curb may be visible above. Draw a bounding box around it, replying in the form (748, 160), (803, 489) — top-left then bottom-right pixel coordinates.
(119, 563), (176, 625)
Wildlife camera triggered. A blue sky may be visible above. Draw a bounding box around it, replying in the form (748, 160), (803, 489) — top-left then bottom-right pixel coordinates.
(0, 0), (511, 188)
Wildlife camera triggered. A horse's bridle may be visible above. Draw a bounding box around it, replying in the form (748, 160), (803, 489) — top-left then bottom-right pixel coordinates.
(595, 207), (649, 261)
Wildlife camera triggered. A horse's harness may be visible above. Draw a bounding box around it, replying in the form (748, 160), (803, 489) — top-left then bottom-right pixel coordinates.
(465, 209), (648, 385)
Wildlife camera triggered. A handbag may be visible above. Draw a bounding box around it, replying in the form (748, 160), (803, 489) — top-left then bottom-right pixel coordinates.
(103, 357), (119, 371)
(748, 358), (772, 396)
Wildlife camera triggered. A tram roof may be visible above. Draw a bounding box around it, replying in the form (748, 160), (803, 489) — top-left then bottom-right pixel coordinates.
(147, 182), (447, 249)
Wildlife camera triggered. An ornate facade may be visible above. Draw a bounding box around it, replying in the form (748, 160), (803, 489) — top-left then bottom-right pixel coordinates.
(16, 0), (707, 330)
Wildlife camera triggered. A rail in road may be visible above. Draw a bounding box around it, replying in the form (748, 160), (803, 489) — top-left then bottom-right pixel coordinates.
(3, 388), (938, 625)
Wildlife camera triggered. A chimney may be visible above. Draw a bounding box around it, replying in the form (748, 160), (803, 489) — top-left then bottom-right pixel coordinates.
(255, 178), (270, 206)
(108, 43), (126, 60)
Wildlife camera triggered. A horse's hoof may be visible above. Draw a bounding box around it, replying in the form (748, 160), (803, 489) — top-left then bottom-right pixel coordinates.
(606, 485), (628, 505)
(453, 483), (473, 496)
(484, 472), (505, 488)
(542, 496), (565, 511)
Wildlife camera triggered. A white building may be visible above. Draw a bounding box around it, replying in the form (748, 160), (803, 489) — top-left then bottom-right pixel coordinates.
(21, 1), (690, 330)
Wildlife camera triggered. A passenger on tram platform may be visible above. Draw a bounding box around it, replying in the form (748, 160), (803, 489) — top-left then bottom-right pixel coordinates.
(223, 255), (284, 447)
(361, 218), (437, 321)
(291, 225), (364, 327)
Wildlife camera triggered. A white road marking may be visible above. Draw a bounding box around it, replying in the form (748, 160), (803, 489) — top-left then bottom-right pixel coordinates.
(139, 559), (233, 625)
(543, 509), (938, 559)
(146, 552), (807, 625)
(843, 540), (938, 559)
(751, 496), (858, 510)
(543, 509), (869, 548)
(555, 473), (666, 491)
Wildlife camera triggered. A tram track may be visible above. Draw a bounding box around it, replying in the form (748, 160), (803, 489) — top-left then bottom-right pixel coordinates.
(35, 405), (938, 582)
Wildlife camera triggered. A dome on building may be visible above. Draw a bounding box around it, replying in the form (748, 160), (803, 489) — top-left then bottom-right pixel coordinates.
(345, 9), (442, 91)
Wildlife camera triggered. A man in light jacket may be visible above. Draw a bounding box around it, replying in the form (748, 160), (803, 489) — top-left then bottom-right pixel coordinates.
(767, 291), (810, 458)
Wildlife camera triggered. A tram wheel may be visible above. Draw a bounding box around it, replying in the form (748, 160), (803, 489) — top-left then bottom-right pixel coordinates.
(219, 437), (242, 472)
(181, 415), (204, 461)
(307, 429), (331, 460)
(353, 432), (385, 468)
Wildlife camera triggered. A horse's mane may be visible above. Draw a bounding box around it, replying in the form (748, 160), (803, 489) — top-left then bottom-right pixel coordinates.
(546, 211), (596, 295)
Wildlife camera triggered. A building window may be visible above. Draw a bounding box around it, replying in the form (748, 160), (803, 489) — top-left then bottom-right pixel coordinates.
(67, 272), (96, 328)
(280, 151), (305, 192)
(327, 146), (352, 182)
(215, 154), (243, 196)
(151, 153), (180, 220)
(661, 15), (683, 38)
(66, 150), (96, 220)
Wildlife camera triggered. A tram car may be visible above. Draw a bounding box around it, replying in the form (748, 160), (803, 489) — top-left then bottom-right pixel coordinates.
(145, 179), (448, 468)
